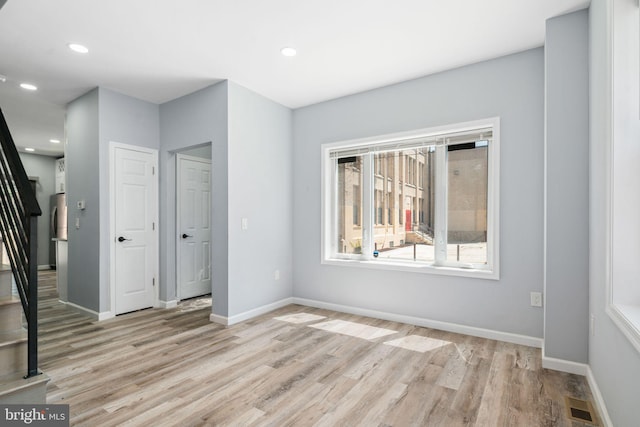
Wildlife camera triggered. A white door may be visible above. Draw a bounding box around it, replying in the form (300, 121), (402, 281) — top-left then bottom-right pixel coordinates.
(113, 145), (158, 315)
(177, 154), (212, 300)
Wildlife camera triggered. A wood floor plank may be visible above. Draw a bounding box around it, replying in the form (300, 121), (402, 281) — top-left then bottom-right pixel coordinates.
(33, 271), (599, 426)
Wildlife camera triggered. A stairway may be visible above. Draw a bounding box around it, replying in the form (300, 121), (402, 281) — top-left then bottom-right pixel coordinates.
(407, 229), (434, 245)
(0, 266), (49, 403)
(0, 107), (48, 403)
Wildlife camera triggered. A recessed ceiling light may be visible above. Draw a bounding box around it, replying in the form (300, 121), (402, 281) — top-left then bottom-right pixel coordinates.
(281, 47), (297, 57)
(25, 148), (35, 152)
(20, 83), (37, 91)
(68, 43), (89, 54)
(50, 139), (61, 144)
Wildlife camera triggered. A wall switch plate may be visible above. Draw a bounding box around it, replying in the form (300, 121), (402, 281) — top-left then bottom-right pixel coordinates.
(274, 270), (280, 280)
(241, 218), (248, 230)
(530, 291), (542, 307)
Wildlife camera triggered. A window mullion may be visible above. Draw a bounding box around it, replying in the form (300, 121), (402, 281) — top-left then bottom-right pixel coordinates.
(362, 153), (374, 259)
(434, 145), (448, 265)
(329, 159), (338, 258)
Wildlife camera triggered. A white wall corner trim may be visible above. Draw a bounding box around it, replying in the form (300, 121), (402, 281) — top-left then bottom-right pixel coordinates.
(541, 349), (589, 376)
(65, 301), (114, 321)
(292, 297), (543, 348)
(209, 298), (295, 326)
(585, 367), (613, 427)
(159, 300), (178, 309)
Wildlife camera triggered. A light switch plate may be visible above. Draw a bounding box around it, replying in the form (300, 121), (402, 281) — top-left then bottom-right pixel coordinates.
(530, 291), (542, 307)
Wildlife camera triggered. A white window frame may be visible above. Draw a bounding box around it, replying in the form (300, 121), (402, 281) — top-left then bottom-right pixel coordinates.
(321, 117), (500, 280)
(606, 0), (640, 355)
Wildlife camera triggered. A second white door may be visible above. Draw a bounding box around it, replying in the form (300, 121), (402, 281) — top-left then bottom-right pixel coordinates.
(177, 154), (212, 300)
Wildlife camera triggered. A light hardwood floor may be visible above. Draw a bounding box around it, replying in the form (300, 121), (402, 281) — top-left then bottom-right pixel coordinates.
(37, 271), (598, 426)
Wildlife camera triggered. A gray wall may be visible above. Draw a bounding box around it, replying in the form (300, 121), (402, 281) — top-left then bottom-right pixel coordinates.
(66, 88), (100, 311)
(98, 88), (159, 312)
(159, 81), (293, 318)
(227, 82), (293, 316)
(544, 10), (589, 363)
(293, 49), (545, 338)
(159, 82), (229, 313)
(589, 0), (640, 426)
(19, 152), (56, 268)
(66, 87), (160, 313)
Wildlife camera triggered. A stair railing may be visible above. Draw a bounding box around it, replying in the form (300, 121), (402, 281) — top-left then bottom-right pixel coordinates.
(0, 108), (42, 378)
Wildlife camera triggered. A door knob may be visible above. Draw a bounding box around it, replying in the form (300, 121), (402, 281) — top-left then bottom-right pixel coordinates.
(118, 236), (131, 242)
(182, 233), (193, 239)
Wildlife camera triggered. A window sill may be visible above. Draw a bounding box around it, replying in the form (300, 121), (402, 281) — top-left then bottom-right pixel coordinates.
(607, 304), (640, 355)
(322, 257), (499, 280)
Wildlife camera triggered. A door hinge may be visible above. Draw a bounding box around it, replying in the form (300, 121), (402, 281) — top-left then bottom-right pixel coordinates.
(152, 166), (155, 175)
(153, 277), (156, 287)
(152, 222), (155, 231)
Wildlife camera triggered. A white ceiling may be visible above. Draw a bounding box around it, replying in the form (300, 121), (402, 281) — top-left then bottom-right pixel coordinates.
(0, 0), (589, 157)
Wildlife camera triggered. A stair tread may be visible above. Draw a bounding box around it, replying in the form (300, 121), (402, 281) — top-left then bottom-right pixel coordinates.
(0, 330), (27, 347)
(0, 371), (50, 396)
(0, 295), (21, 306)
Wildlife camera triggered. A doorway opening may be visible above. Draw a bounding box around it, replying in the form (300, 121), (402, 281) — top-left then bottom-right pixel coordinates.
(176, 145), (213, 303)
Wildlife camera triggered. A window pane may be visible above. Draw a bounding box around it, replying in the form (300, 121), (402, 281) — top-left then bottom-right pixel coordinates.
(326, 120), (496, 276)
(336, 156), (363, 254)
(375, 190), (383, 225)
(373, 149), (436, 263)
(446, 143), (488, 264)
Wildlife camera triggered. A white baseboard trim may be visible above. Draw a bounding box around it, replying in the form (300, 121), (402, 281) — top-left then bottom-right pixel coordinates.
(541, 354), (589, 376)
(210, 297), (294, 326)
(64, 301), (114, 321)
(37, 265), (51, 271)
(65, 301), (98, 320)
(209, 313), (228, 325)
(98, 311), (115, 321)
(586, 366), (613, 427)
(159, 300), (178, 309)
(292, 297), (543, 348)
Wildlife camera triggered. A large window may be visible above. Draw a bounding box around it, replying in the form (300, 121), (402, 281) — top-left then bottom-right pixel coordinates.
(607, 0), (640, 354)
(322, 118), (500, 279)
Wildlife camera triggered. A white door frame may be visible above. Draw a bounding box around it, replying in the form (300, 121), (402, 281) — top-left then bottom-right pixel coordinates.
(176, 153), (212, 301)
(109, 141), (159, 316)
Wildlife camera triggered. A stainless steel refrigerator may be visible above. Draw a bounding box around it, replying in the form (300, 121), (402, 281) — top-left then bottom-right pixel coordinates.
(49, 193), (67, 268)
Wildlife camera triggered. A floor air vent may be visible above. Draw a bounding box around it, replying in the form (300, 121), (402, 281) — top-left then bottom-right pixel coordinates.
(565, 396), (598, 425)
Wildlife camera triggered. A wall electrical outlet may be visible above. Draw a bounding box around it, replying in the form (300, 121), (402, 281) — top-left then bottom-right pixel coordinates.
(530, 292), (543, 307)
(274, 270), (280, 280)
